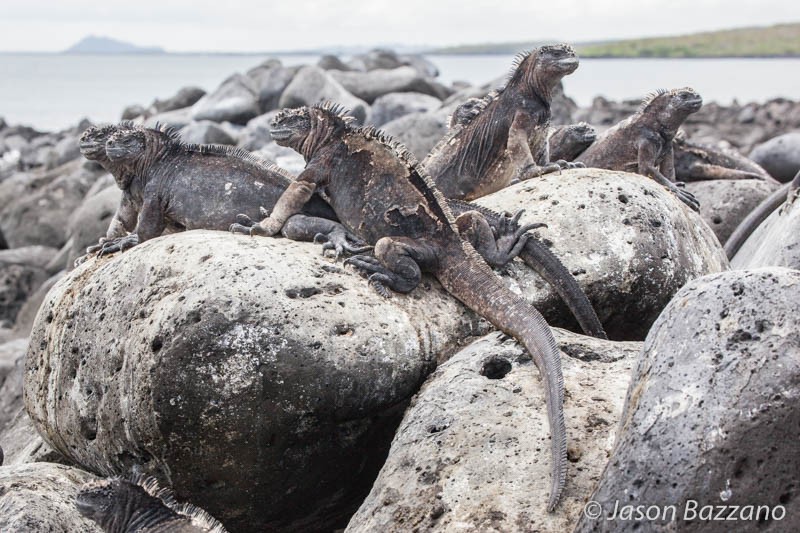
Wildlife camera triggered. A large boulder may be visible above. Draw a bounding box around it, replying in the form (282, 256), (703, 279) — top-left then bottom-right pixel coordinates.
(61, 184), (121, 270)
(381, 110), (449, 160)
(369, 92), (442, 127)
(179, 120), (237, 146)
(237, 111), (280, 151)
(749, 131), (800, 182)
(685, 178), (781, 245)
(575, 268), (800, 532)
(0, 246), (59, 326)
(24, 231), (489, 532)
(347, 329), (642, 532)
(474, 169), (729, 340)
(191, 73), (260, 125)
(153, 86), (206, 113)
(0, 463), (102, 532)
(330, 66), (447, 104)
(278, 66), (369, 124)
(731, 192), (800, 270)
(144, 107), (194, 130)
(0, 160), (104, 248)
(248, 63), (299, 112)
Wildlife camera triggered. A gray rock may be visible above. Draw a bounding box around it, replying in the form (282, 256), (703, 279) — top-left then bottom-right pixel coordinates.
(0, 160), (104, 248)
(237, 111), (280, 151)
(278, 66), (369, 124)
(351, 49), (404, 71)
(474, 169), (729, 340)
(179, 120), (237, 146)
(0, 463), (102, 532)
(0, 226), (7, 249)
(381, 110), (449, 160)
(25, 231), (489, 533)
(248, 64), (299, 112)
(52, 135), (81, 167)
(191, 73), (260, 125)
(398, 53), (439, 78)
(330, 66), (446, 104)
(318, 54), (351, 71)
(153, 86), (206, 113)
(347, 329), (642, 532)
(369, 92), (442, 127)
(253, 143), (305, 174)
(12, 271), (64, 336)
(685, 179), (781, 245)
(575, 268), (800, 532)
(749, 131), (800, 182)
(144, 107), (194, 130)
(0, 246), (59, 325)
(731, 191), (800, 270)
(121, 104), (146, 120)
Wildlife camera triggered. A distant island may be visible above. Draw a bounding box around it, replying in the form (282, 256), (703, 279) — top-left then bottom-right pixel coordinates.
(430, 23), (800, 58)
(63, 35), (165, 55)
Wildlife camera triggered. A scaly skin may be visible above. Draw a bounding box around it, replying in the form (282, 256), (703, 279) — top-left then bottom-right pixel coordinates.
(547, 122), (596, 163)
(576, 88), (703, 210)
(80, 124), (367, 259)
(76, 475), (228, 533)
(724, 170), (800, 259)
(672, 132), (776, 183)
(240, 103), (570, 511)
(423, 44), (583, 201)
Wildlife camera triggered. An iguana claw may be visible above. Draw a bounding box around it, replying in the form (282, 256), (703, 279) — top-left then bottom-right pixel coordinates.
(314, 228), (372, 260)
(96, 234), (139, 257)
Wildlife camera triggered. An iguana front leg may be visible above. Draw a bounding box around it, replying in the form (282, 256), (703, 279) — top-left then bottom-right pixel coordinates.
(230, 179), (318, 237)
(97, 194), (166, 256)
(455, 209), (544, 268)
(511, 114), (583, 181)
(344, 237), (438, 297)
(82, 195), (138, 260)
(639, 140), (700, 211)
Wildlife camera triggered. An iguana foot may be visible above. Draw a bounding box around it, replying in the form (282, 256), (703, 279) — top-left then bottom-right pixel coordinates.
(489, 210), (546, 266)
(672, 185), (700, 211)
(235, 214), (256, 227)
(97, 234), (139, 256)
(229, 214), (278, 236)
(313, 227), (372, 260)
(344, 255), (397, 297)
(554, 159), (585, 170)
(368, 273), (393, 298)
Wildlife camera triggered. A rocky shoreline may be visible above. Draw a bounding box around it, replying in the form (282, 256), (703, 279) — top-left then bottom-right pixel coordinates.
(1, 49), (798, 532)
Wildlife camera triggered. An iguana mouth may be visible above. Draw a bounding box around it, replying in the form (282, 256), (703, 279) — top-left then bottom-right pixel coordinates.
(556, 57), (579, 71)
(269, 128), (293, 141)
(684, 97), (703, 110)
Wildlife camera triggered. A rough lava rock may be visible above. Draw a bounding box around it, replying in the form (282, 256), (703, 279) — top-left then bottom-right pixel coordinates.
(575, 267), (800, 532)
(154, 86), (206, 114)
(685, 178), (781, 245)
(0, 246), (59, 325)
(144, 107), (194, 130)
(191, 73), (261, 125)
(474, 169), (729, 340)
(347, 330), (642, 533)
(369, 92), (443, 127)
(248, 62), (299, 112)
(24, 231), (490, 533)
(0, 463), (102, 532)
(749, 131), (800, 182)
(381, 109), (449, 160)
(180, 120), (237, 146)
(330, 66), (447, 103)
(731, 192), (800, 270)
(279, 66), (370, 124)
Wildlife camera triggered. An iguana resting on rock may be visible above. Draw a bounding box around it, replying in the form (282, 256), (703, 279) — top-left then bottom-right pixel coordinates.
(234, 103), (571, 510)
(423, 44), (582, 201)
(79, 123), (366, 257)
(449, 99), (596, 164)
(576, 88), (703, 211)
(76, 475), (228, 532)
(724, 170), (800, 258)
(672, 131), (776, 183)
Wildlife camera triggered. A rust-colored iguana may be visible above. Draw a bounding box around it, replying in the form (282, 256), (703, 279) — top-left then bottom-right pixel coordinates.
(78, 123), (367, 258)
(76, 475), (228, 532)
(576, 88), (703, 210)
(233, 103), (571, 510)
(423, 44), (582, 201)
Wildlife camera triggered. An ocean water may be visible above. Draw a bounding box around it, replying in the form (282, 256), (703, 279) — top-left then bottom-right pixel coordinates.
(1, 53), (799, 131)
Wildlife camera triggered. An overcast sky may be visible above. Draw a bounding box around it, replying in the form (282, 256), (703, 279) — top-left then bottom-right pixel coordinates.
(1, 0), (798, 52)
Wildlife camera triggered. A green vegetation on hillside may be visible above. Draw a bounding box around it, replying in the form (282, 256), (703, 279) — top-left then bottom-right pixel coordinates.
(429, 23), (800, 57)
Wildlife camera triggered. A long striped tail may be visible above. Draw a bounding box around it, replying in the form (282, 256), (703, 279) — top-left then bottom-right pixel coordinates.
(436, 243), (567, 511)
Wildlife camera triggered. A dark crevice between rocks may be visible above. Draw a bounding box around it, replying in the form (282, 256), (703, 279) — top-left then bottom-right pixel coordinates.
(481, 356), (512, 380)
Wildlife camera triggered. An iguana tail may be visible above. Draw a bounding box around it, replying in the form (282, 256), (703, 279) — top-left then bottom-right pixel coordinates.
(436, 242), (567, 512)
(724, 181), (791, 259)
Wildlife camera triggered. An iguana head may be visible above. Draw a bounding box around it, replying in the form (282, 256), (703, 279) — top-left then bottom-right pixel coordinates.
(76, 478), (118, 527)
(565, 122), (597, 145)
(106, 129), (147, 162)
(450, 97), (486, 128)
(80, 123), (133, 160)
(271, 103), (353, 159)
(509, 44), (579, 98)
(640, 87), (703, 130)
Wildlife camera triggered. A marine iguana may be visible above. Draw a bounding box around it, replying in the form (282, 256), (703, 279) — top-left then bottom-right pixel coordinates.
(724, 170), (800, 259)
(423, 44), (582, 201)
(449, 99), (596, 163)
(85, 124), (367, 257)
(235, 103), (570, 510)
(576, 88), (703, 210)
(76, 475), (228, 532)
(672, 131), (776, 183)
